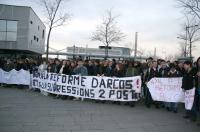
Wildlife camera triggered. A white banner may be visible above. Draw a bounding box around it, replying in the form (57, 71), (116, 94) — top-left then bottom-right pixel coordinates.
(147, 78), (195, 110)
(31, 71), (142, 101)
(0, 69), (30, 85)
(184, 88), (195, 110)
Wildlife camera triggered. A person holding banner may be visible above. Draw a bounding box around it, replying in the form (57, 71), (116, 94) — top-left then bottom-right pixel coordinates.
(166, 63), (181, 113)
(195, 57), (200, 126)
(182, 61), (197, 122)
(145, 60), (160, 108)
(112, 63), (125, 105)
(158, 60), (170, 109)
(59, 60), (73, 100)
(38, 59), (48, 96)
(73, 59), (88, 101)
(125, 61), (142, 107)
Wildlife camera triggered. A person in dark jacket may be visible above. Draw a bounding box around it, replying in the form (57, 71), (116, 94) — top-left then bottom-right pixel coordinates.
(112, 63), (125, 105)
(182, 61), (197, 122)
(93, 60), (102, 76)
(145, 60), (160, 108)
(59, 60), (72, 100)
(86, 60), (95, 76)
(159, 60), (169, 77)
(16, 59), (27, 71)
(3, 59), (15, 72)
(176, 61), (185, 76)
(59, 60), (71, 75)
(195, 57), (200, 125)
(113, 63), (125, 77)
(54, 59), (61, 73)
(101, 60), (114, 77)
(47, 59), (55, 73)
(125, 61), (142, 107)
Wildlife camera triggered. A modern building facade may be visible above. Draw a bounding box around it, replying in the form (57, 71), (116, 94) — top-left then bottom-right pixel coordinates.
(0, 4), (45, 57)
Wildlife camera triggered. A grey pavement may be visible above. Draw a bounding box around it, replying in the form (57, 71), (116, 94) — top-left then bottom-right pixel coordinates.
(0, 86), (199, 132)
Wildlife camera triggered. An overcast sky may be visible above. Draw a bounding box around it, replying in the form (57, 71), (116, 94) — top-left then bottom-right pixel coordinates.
(0, 0), (199, 59)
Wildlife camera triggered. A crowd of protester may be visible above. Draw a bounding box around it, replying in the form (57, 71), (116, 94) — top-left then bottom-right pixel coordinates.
(0, 56), (200, 126)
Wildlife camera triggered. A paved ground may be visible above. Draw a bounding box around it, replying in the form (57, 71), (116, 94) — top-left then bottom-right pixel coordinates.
(0, 87), (199, 132)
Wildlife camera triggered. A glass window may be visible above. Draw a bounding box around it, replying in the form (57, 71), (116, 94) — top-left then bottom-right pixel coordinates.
(0, 20), (18, 41)
(6, 32), (17, 41)
(42, 30), (44, 38)
(0, 32), (6, 41)
(0, 20), (6, 31)
(7, 21), (17, 32)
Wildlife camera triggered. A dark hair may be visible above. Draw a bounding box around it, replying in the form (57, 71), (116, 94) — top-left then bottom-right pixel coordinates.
(196, 57), (200, 69)
(169, 63), (175, 69)
(184, 61), (192, 67)
(146, 57), (153, 62)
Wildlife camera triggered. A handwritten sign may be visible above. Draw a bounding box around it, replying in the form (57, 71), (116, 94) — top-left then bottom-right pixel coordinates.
(147, 78), (195, 110)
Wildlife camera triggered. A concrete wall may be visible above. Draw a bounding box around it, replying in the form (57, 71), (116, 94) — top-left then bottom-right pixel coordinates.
(0, 4), (45, 54)
(28, 8), (45, 54)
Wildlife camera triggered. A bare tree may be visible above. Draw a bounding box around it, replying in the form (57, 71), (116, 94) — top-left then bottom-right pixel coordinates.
(178, 42), (187, 56)
(177, 15), (200, 57)
(177, 0), (200, 19)
(40, 0), (70, 61)
(91, 10), (125, 59)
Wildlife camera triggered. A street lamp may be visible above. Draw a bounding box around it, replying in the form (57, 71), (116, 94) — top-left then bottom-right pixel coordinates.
(177, 24), (199, 58)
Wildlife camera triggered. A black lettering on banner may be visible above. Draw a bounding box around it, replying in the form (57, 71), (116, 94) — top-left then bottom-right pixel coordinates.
(57, 85), (61, 93)
(84, 88), (90, 97)
(130, 90), (138, 99)
(77, 87), (80, 95)
(72, 86), (76, 94)
(32, 79), (38, 87)
(80, 88), (84, 96)
(50, 73), (57, 81)
(74, 76), (80, 85)
(32, 71), (38, 78)
(57, 74), (61, 82)
(53, 85), (61, 93)
(39, 81), (46, 89)
(50, 73), (54, 81)
(68, 75), (73, 85)
(117, 90), (122, 99)
(119, 80), (125, 89)
(81, 77), (86, 87)
(109, 90), (115, 98)
(113, 79), (119, 89)
(67, 86), (71, 93)
(123, 90), (128, 100)
(107, 79), (112, 89)
(62, 75), (67, 83)
(53, 83), (58, 92)
(90, 89), (95, 98)
(99, 89), (105, 98)
(40, 73), (45, 79)
(125, 80), (133, 89)
(62, 85), (66, 93)
(47, 83), (53, 91)
(50, 73), (56, 81)
(92, 77), (98, 88)
(99, 79), (106, 88)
